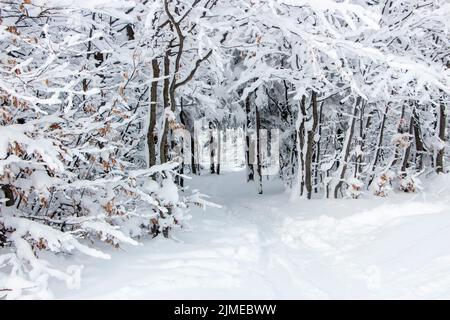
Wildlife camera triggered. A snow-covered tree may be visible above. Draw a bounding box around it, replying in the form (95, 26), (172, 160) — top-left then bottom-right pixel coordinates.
(0, 0), (449, 299)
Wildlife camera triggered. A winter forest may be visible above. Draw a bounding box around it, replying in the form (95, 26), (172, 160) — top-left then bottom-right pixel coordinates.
(0, 0), (450, 300)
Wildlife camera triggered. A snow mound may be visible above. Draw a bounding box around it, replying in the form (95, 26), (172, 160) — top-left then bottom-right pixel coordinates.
(280, 202), (446, 251)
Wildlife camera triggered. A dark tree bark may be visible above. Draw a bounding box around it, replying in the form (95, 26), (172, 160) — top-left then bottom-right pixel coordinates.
(436, 101), (446, 173)
(305, 91), (319, 199)
(216, 125), (221, 175)
(159, 51), (171, 164)
(412, 108), (426, 171)
(297, 95), (307, 196)
(191, 134), (198, 175)
(147, 58), (160, 167)
(255, 104), (263, 194)
(245, 95), (254, 182)
(178, 97), (186, 187)
(126, 24), (135, 40)
(0, 224), (6, 247)
(1, 184), (15, 207)
(209, 122), (216, 174)
(314, 101), (324, 194)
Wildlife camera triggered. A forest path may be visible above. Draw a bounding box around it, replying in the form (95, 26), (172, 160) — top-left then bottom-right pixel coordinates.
(53, 171), (450, 299)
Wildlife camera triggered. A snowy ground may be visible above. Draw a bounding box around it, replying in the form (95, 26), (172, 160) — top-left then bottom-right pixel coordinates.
(52, 170), (450, 299)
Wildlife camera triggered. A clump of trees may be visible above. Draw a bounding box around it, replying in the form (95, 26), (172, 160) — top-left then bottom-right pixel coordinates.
(0, 0), (448, 298)
(0, 0), (213, 298)
(221, 0), (449, 198)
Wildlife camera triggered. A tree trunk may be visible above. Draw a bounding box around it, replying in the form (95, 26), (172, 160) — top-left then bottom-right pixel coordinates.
(216, 126), (221, 175)
(334, 97), (360, 198)
(355, 102), (368, 178)
(191, 134), (198, 175)
(305, 91), (319, 199)
(412, 108), (426, 171)
(178, 97), (186, 187)
(147, 58), (159, 167)
(401, 115), (414, 173)
(209, 122), (216, 174)
(389, 103), (408, 168)
(255, 104), (263, 194)
(159, 52), (171, 164)
(367, 104), (389, 187)
(314, 101), (324, 194)
(436, 101), (446, 173)
(1, 184), (15, 207)
(245, 95), (254, 182)
(297, 95), (307, 196)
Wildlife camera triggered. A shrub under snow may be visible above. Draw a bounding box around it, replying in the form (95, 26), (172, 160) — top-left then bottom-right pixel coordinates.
(0, 2), (197, 299)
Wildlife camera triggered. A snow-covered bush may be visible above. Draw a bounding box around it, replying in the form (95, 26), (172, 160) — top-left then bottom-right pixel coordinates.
(0, 99), (189, 299)
(372, 171), (394, 197)
(0, 1), (192, 299)
(346, 177), (364, 199)
(398, 172), (422, 193)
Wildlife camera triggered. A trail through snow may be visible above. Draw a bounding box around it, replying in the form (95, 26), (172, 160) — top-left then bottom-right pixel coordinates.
(53, 171), (450, 299)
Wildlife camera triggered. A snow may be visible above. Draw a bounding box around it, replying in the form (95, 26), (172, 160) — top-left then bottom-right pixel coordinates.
(15, 170), (63, 194)
(50, 171), (450, 299)
(80, 221), (139, 246)
(2, 0), (449, 301)
(1, 216), (110, 260)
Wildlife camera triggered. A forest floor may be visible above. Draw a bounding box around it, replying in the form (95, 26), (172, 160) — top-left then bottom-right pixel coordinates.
(52, 170), (450, 299)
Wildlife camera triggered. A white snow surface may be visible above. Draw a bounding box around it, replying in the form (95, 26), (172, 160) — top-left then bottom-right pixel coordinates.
(51, 171), (450, 299)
